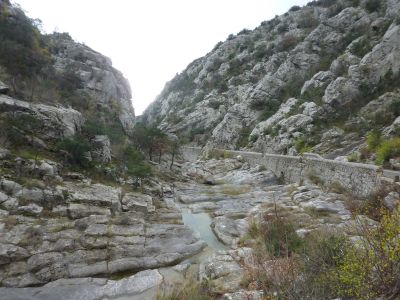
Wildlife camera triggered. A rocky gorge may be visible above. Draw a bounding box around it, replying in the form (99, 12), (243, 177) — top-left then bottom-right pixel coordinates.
(1, 151), (380, 299)
(0, 0), (400, 299)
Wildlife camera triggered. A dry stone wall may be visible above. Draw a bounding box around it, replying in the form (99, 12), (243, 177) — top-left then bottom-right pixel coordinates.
(181, 147), (398, 198)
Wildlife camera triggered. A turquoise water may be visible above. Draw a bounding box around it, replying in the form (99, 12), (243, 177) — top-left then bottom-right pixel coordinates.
(181, 210), (227, 251)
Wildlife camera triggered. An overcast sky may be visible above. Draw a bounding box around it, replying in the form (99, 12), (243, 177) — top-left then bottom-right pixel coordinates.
(15, 0), (310, 115)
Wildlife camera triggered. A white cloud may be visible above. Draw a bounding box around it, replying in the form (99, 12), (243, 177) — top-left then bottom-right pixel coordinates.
(15, 0), (310, 114)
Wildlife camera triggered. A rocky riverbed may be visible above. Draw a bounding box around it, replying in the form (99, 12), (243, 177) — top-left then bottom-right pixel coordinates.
(1, 153), (380, 299)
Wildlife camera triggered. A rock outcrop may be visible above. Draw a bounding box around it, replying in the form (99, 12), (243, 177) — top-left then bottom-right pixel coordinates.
(0, 169), (205, 287)
(49, 33), (135, 133)
(0, 95), (84, 148)
(142, 0), (400, 159)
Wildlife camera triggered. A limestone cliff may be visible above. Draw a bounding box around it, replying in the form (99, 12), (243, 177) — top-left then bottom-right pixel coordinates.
(48, 33), (135, 132)
(142, 0), (400, 159)
(0, 0), (135, 133)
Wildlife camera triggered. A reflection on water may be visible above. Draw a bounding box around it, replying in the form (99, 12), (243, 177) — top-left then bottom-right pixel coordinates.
(181, 210), (227, 251)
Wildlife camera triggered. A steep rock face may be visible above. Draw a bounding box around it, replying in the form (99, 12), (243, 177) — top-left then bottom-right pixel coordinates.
(49, 33), (135, 133)
(142, 0), (400, 157)
(0, 95), (84, 148)
(0, 0), (135, 134)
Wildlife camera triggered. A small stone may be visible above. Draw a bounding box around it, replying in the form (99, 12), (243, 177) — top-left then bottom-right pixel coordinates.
(384, 192), (399, 211)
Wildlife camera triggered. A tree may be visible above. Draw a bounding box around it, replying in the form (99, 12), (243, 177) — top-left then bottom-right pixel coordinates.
(154, 133), (169, 163)
(122, 145), (151, 185)
(0, 5), (51, 94)
(57, 136), (91, 167)
(132, 123), (166, 161)
(168, 138), (181, 170)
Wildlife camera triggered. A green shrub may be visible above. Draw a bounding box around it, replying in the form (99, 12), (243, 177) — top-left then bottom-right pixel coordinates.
(364, 0), (381, 13)
(246, 215), (349, 299)
(57, 136), (92, 167)
(236, 127), (252, 149)
(334, 207), (400, 299)
(376, 137), (400, 165)
(253, 42), (273, 60)
(257, 101), (280, 121)
(261, 214), (303, 257)
(294, 136), (313, 154)
(0, 6), (51, 81)
(351, 38), (372, 58)
(245, 205), (400, 299)
(366, 130), (382, 151)
(296, 233), (351, 299)
(123, 145), (151, 179)
(263, 126), (280, 137)
(347, 152), (360, 162)
(300, 87), (325, 105)
(84, 119), (107, 136)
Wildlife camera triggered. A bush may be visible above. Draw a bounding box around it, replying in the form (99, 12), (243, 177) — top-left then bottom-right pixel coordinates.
(347, 152), (360, 162)
(334, 207), (400, 299)
(236, 127), (252, 149)
(294, 136), (313, 154)
(245, 214), (349, 299)
(84, 119), (107, 136)
(376, 137), (400, 165)
(364, 0), (381, 13)
(254, 214), (303, 257)
(123, 145), (151, 180)
(57, 136), (92, 167)
(0, 5), (51, 82)
(289, 5), (301, 12)
(276, 34), (300, 52)
(351, 38), (372, 58)
(253, 42), (273, 60)
(157, 279), (217, 300)
(366, 129), (382, 151)
(297, 11), (319, 29)
(245, 203), (400, 299)
(256, 101), (280, 121)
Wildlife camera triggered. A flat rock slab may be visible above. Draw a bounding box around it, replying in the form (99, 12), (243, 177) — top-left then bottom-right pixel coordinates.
(0, 270), (163, 300)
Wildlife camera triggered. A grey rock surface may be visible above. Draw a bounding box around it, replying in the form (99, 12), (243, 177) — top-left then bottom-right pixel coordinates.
(0, 95), (84, 140)
(141, 2), (400, 159)
(0, 269), (163, 300)
(50, 33), (135, 133)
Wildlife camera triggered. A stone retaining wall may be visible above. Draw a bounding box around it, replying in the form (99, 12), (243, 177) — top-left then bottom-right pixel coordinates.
(181, 147), (398, 198)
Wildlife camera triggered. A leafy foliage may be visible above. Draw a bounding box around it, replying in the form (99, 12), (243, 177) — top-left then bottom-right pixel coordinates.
(236, 127), (252, 149)
(376, 137), (400, 165)
(364, 0), (382, 13)
(122, 145), (151, 179)
(0, 5), (51, 80)
(294, 136), (313, 154)
(57, 136), (92, 167)
(245, 205), (400, 299)
(261, 215), (303, 257)
(334, 207), (400, 299)
(366, 129), (383, 151)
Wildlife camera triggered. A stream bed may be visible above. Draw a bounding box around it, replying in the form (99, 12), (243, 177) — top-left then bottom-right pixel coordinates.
(181, 209), (227, 251)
